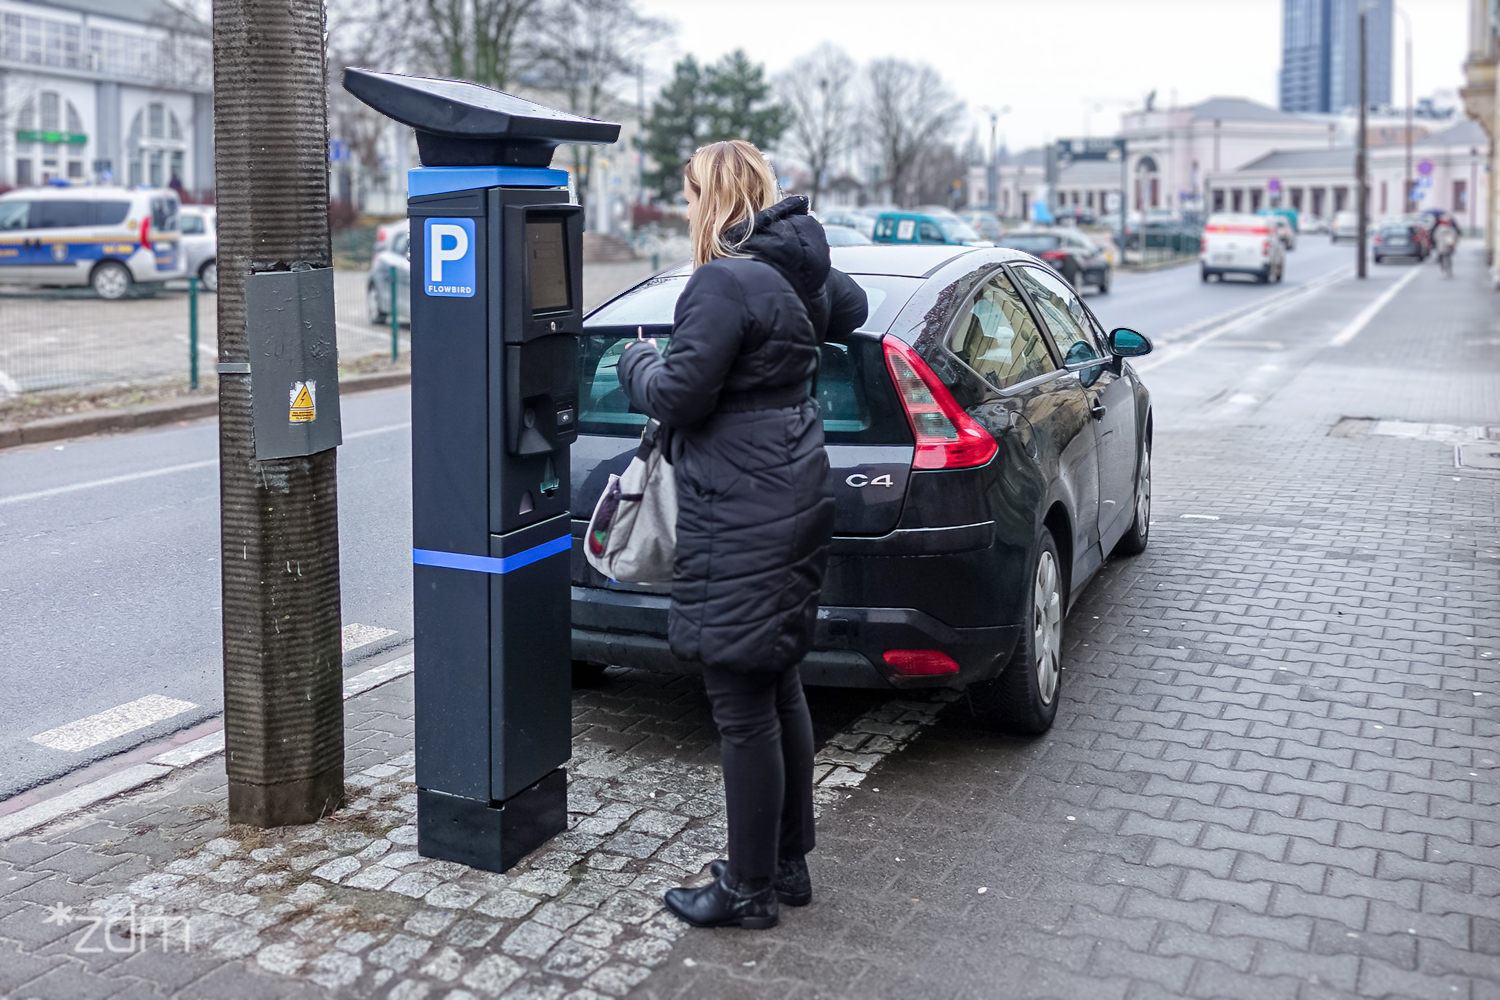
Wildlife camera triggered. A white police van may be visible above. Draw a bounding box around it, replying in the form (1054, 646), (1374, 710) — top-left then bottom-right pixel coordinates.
(0, 185), (186, 299)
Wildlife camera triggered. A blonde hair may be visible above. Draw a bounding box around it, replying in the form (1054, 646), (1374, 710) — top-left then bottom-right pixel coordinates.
(684, 140), (778, 268)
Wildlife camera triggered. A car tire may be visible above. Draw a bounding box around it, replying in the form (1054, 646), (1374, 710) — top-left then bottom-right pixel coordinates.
(367, 281), (388, 325)
(1275, 263), (1284, 283)
(571, 660), (609, 687)
(91, 261), (132, 300)
(1096, 270), (1110, 294)
(1113, 445), (1151, 557)
(198, 259), (218, 292)
(1200, 266), (1209, 283)
(1257, 267), (1271, 284)
(968, 529), (1063, 735)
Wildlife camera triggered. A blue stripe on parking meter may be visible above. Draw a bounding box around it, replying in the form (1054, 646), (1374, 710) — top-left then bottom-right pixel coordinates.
(424, 217), (476, 297)
(412, 535), (571, 575)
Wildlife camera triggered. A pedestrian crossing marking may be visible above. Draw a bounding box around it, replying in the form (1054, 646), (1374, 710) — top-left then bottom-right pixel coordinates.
(289, 381), (317, 423)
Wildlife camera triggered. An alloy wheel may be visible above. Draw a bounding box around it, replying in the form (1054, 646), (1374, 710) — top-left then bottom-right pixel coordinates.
(1033, 550), (1062, 705)
(367, 283), (385, 324)
(200, 260), (218, 292)
(93, 264), (130, 300)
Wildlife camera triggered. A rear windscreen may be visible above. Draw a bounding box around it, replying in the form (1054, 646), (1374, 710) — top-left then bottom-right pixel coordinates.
(585, 272), (920, 336)
(577, 332), (909, 445)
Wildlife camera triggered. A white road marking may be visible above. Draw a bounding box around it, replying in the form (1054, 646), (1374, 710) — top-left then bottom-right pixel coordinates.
(1180, 514), (1221, 520)
(342, 623), (397, 653)
(1135, 268), (1350, 373)
(31, 695), (198, 753)
(0, 423), (409, 507)
(1328, 266), (1422, 346)
(0, 459), (217, 507)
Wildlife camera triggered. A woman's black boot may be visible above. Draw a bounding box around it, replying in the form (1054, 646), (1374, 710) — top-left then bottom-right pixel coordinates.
(709, 856), (812, 907)
(664, 873), (779, 929)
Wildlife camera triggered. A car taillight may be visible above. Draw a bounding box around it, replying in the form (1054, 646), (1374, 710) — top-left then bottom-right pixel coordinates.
(140, 217), (152, 250)
(882, 338), (998, 471)
(883, 650), (960, 676)
(1374, 234), (1382, 244)
(1039, 250), (1067, 261)
(1261, 240), (1269, 255)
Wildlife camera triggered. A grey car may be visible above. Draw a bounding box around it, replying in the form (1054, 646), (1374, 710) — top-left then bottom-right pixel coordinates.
(179, 207), (217, 291)
(367, 220), (410, 325)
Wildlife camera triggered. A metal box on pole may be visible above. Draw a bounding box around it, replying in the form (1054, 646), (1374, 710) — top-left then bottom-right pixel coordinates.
(344, 68), (619, 871)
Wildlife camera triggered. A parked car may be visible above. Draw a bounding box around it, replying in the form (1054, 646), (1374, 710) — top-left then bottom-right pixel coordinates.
(872, 211), (989, 247)
(821, 224), (873, 246)
(817, 208), (886, 240)
(959, 210), (1005, 243)
(1053, 205), (1098, 227)
(367, 222), (410, 325)
(179, 207), (217, 291)
(371, 217), (409, 263)
(1201, 212), (1285, 283)
(0, 185), (186, 299)
(1400, 213), (1435, 256)
(1373, 221), (1426, 263)
(571, 243), (1155, 733)
(1330, 211), (1361, 243)
(997, 228), (1111, 293)
(1269, 214), (1296, 251)
(1258, 206), (1300, 233)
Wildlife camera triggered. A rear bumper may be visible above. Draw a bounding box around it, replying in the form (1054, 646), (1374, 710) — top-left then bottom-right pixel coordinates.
(572, 587), (1019, 690)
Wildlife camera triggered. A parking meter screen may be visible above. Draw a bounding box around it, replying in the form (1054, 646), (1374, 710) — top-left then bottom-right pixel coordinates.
(527, 220), (569, 314)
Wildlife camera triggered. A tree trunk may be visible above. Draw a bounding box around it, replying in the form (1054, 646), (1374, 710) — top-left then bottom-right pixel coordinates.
(214, 0), (345, 827)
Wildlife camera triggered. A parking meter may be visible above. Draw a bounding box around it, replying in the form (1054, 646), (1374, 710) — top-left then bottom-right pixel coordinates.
(344, 69), (619, 872)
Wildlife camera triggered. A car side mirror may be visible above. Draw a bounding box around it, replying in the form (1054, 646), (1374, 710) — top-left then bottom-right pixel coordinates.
(1109, 328), (1152, 357)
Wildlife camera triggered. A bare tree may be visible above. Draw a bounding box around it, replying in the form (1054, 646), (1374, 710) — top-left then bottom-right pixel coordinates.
(328, 0), (419, 173)
(910, 142), (965, 209)
(774, 44), (856, 212)
(525, 0), (667, 217)
(415, 0), (541, 90)
(864, 59), (965, 208)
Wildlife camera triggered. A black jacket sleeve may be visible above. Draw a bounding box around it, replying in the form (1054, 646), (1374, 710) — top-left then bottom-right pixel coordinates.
(618, 264), (746, 430)
(823, 267), (868, 341)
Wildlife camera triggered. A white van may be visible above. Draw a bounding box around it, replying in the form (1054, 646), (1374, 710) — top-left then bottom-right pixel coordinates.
(1200, 212), (1284, 284)
(0, 185), (186, 299)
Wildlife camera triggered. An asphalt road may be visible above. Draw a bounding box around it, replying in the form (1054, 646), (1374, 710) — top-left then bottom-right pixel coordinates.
(0, 236), (1375, 799)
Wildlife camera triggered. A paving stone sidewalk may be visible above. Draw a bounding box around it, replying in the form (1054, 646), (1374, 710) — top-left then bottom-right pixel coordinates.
(0, 657), (953, 999)
(635, 256), (1500, 997)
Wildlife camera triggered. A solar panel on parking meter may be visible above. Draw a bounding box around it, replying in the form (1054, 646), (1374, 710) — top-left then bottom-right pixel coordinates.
(344, 68), (620, 872)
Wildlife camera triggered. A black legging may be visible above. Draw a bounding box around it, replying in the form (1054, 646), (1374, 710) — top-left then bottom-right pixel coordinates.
(700, 664), (816, 884)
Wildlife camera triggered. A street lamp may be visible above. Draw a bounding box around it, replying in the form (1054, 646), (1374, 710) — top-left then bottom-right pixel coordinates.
(1395, 6), (1413, 213)
(981, 105), (1011, 214)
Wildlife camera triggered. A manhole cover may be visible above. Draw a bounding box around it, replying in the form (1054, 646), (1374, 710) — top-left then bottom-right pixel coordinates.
(1457, 443), (1500, 470)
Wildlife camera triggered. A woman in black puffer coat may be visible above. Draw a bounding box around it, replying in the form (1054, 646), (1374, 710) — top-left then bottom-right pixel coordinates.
(618, 140), (867, 930)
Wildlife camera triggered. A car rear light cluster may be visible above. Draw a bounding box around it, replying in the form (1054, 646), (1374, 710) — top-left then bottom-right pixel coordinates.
(883, 649), (960, 676)
(140, 217), (152, 251)
(882, 338), (998, 471)
(1039, 250), (1067, 262)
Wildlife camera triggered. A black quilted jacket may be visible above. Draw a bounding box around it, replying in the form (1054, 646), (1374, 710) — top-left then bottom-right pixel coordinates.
(618, 196), (868, 673)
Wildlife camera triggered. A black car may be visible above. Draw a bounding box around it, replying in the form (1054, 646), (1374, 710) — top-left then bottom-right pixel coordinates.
(570, 245), (1153, 733)
(1373, 222), (1425, 263)
(996, 230), (1111, 294)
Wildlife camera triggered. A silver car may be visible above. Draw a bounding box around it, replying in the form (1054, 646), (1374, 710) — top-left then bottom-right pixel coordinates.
(179, 207), (217, 291)
(367, 219), (409, 326)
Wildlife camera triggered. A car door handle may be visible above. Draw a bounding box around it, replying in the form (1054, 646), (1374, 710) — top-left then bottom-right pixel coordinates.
(1090, 403), (1107, 420)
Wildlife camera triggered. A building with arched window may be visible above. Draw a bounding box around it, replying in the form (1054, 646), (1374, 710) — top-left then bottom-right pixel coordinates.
(0, 0), (212, 195)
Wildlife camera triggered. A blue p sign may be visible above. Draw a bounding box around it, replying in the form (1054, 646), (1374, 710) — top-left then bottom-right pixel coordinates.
(425, 218), (476, 297)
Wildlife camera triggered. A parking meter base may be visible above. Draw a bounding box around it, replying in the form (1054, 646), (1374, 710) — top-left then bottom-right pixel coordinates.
(416, 770), (566, 874)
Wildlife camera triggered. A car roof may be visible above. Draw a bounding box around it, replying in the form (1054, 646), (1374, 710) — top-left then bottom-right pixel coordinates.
(0, 186), (165, 201)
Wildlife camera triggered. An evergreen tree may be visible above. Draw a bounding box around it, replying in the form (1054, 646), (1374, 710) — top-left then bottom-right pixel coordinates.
(640, 50), (790, 200)
(704, 50), (789, 151)
(640, 55), (706, 200)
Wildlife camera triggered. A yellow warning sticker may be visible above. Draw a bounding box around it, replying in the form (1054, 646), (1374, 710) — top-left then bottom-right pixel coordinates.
(289, 381), (316, 423)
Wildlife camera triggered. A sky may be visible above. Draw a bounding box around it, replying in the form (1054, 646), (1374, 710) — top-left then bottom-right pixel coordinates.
(632, 0), (1472, 153)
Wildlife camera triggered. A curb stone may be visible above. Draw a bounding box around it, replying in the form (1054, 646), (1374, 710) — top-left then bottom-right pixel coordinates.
(0, 369), (411, 452)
